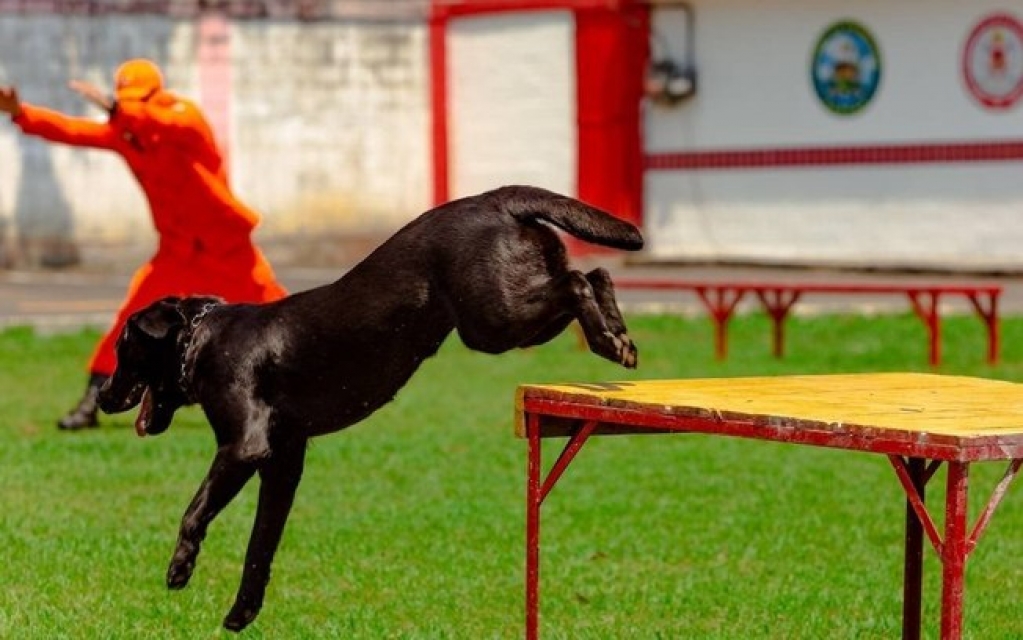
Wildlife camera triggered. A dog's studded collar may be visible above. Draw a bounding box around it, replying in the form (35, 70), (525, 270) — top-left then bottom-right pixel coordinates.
(178, 301), (221, 399)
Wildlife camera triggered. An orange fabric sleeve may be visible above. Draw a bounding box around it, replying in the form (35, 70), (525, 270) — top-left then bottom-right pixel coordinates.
(13, 103), (120, 150)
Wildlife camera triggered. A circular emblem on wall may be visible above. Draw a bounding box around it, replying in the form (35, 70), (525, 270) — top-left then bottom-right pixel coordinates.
(962, 13), (1023, 110)
(811, 20), (882, 115)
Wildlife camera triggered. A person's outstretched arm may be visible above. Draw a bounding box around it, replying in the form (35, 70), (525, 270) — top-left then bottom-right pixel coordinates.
(1, 83), (120, 150)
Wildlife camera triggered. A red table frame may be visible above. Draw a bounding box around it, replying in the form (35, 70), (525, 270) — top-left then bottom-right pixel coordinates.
(614, 279), (1002, 366)
(518, 378), (1023, 640)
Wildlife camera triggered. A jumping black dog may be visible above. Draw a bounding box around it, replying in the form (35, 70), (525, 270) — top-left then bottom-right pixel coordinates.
(97, 185), (643, 631)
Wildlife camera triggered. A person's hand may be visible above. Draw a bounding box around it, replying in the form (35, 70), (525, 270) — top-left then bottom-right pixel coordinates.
(69, 80), (114, 112)
(0, 85), (22, 117)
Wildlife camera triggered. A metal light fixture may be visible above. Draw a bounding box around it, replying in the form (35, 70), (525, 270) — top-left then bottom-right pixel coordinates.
(644, 0), (697, 105)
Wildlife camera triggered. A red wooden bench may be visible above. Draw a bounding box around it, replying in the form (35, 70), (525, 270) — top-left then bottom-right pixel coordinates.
(613, 278), (1002, 365)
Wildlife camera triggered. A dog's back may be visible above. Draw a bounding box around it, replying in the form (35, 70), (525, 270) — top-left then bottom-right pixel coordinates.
(231, 185), (642, 431)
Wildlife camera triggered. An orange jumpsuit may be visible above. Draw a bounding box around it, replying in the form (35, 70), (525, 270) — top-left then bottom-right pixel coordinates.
(13, 91), (287, 375)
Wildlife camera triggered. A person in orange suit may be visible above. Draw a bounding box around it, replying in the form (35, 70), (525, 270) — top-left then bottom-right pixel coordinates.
(0, 59), (288, 430)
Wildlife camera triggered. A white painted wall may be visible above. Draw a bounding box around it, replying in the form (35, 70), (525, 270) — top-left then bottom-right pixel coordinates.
(447, 10), (576, 199)
(645, 0), (1023, 269)
(0, 13), (430, 267)
(230, 20), (430, 236)
(6, 3), (1022, 271)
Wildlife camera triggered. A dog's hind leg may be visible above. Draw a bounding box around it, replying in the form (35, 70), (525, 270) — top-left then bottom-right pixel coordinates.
(223, 439), (307, 632)
(585, 268), (630, 340)
(167, 448), (258, 591)
(570, 268), (637, 367)
(520, 268), (637, 368)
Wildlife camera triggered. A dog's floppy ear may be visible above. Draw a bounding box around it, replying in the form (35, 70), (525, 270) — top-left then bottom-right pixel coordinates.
(130, 297), (186, 340)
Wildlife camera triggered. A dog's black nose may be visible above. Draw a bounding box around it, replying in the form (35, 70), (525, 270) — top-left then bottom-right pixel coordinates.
(96, 377), (129, 414)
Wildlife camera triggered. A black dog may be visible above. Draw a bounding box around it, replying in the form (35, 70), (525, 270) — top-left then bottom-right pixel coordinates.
(97, 185), (643, 631)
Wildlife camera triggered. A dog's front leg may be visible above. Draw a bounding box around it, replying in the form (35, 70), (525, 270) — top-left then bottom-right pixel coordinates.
(224, 440), (307, 632)
(168, 447), (258, 590)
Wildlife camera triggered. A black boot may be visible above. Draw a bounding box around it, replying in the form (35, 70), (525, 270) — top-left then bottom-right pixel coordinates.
(57, 373), (109, 431)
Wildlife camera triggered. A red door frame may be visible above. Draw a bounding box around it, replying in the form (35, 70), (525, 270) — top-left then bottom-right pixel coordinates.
(429, 0), (647, 231)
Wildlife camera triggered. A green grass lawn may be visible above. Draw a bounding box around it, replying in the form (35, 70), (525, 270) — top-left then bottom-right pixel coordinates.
(3, 312), (1023, 639)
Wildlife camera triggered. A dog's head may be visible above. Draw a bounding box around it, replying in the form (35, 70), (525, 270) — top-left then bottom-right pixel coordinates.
(98, 295), (222, 437)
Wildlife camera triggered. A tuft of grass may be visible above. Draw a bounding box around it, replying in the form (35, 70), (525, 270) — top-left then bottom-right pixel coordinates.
(2, 313), (1023, 639)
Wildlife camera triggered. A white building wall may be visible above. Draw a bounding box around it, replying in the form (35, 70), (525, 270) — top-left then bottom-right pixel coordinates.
(0, 12), (430, 267)
(645, 0), (1023, 269)
(447, 10), (576, 199)
(6, 3), (1023, 271)
(0, 15), (187, 265)
(230, 20), (430, 236)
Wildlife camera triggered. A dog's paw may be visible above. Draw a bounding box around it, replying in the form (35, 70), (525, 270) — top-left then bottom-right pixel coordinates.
(166, 558), (194, 590)
(615, 332), (638, 369)
(223, 601), (261, 632)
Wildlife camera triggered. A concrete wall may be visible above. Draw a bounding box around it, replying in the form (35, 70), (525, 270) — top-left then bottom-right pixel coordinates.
(644, 0), (1023, 270)
(0, 10), (430, 268)
(6, 2), (1023, 272)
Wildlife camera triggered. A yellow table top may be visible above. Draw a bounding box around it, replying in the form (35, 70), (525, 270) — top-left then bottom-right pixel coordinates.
(516, 373), (1023, 459)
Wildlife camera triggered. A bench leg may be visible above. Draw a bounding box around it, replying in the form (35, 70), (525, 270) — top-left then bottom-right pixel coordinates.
(755, 289), (801, 358)
(695, 287), (746, 360)
(966, 293), (1000, 365)
(907, 292), (941, 366)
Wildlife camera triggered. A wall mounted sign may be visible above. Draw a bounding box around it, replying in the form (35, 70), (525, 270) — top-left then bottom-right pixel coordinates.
(962, 13), (1023, 110)
(811, 20), (882, 115)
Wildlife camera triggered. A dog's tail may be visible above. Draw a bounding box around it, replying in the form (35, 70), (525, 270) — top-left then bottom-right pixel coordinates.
(494, 185), (644, 251)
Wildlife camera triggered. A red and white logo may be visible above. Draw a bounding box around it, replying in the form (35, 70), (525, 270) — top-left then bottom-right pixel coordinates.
(963, 13), (1023, 109)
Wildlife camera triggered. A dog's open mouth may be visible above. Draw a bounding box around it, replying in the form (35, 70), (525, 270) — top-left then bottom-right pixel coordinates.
(135, 388), (154, 437)
(133, 387), (177, 437)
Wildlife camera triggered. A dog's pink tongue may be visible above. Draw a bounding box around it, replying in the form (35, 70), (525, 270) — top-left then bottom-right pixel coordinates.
(135, 389), (153, 437)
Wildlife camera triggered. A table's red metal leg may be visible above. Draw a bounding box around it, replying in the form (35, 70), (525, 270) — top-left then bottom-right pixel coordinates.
(525, 418), (597, 640)
(940, 461), (969, 640)
(526, 414), (542, 640)
(902, 457), (926, 640)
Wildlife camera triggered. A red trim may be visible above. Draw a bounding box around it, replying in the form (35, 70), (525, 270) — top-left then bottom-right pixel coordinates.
(428, 0), (639, 207)
(573, 3), (647, 239)
(645, 140), (1023, 171)
(432, 0), (625, 20)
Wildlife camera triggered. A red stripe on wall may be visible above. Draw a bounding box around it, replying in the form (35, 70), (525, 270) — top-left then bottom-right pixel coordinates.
(645, 140), (1023, 171)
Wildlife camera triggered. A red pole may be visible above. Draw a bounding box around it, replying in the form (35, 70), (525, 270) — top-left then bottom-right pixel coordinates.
(428, 12), (450, 206)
